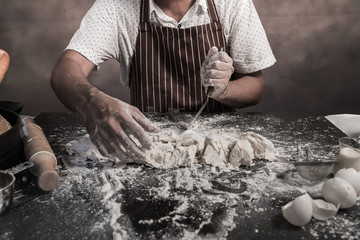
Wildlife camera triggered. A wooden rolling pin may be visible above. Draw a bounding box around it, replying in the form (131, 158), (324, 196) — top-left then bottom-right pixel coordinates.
(22, 117), (60, 191)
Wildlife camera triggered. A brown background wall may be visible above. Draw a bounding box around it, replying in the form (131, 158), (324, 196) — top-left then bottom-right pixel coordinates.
(0, 0), (359, 116)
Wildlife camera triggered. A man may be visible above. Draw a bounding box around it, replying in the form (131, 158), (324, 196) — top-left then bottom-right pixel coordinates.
(51, 0), (276, 163)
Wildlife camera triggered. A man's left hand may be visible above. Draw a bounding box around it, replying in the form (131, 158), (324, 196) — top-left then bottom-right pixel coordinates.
(200, 46), (234, 99)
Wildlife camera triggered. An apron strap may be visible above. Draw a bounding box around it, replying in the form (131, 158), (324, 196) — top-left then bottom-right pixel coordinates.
(140, 0), (150, 23)
(206, 0), (220, 23)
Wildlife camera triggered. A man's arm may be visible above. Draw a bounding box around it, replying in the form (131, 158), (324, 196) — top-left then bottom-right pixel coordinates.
(216, 71), (264, 108)
(201, 47), (264, 109)
(51, 50), (159, 162)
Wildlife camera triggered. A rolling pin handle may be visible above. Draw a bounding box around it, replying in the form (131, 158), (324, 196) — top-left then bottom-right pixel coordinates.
(30, 153), (60, 191)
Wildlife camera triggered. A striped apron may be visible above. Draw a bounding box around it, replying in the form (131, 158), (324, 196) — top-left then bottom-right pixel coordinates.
(129, 0), (233, 112)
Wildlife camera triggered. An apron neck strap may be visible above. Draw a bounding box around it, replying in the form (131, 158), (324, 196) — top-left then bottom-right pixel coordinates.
(140, 0), (221, 23)
(141, 0), (150, 23)
(206, 0), (220, 23)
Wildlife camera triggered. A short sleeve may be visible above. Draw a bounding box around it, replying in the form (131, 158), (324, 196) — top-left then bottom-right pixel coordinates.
(65, 0), (119, 66)
(228, 0), (276, 73)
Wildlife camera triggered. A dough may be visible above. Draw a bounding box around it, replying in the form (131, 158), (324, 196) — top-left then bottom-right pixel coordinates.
(146, 131), (204, 167)
(201, 132), (277, 168)
(145, 131), (277, 168)
(202, 135), (237, 167)
(240, 132), (278, 161)
(67, 131), (278, 169)
(146, 141), (174, 165)
(228, 138), (254, 167)
(176, 130), (205, 154)
(202, 136), (228, 167)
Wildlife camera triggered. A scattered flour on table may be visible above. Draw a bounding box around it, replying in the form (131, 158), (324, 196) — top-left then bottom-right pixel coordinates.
(55, 115), (358, 240)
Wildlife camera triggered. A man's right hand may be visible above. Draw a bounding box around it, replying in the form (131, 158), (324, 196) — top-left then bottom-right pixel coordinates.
(51, 50), (159, 164)
(80, 91), (159, 163)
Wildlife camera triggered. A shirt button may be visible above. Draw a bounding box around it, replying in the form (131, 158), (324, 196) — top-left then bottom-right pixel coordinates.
(177, 24), (182, 28)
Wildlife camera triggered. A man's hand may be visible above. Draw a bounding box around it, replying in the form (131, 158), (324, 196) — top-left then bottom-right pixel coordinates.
(51, 50), (159, 164)
(80, 92), (159, 164)
(200, 46), (234, 98)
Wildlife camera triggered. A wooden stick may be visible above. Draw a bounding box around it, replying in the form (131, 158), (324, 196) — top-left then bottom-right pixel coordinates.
(23, 117), (60, 191)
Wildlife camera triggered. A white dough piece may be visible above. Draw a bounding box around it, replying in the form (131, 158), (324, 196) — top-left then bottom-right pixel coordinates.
(169, 145), (197, 167)
(202, 136), (234, 167)
(176, 130), (205, 154)
(146, 142), (174, 166)
(153, 131), (177, 144)
(240, 132), (278, 161)
(145, 130), (205, 168)
(228, 138), (254, 167)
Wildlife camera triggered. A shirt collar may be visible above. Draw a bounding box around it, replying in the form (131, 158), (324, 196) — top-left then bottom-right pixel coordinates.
(149, 0), (208, 22)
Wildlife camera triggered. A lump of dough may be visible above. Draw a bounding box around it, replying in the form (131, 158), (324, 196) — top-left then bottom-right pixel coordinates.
(176, 130), (205, 154)
(168, 145), (197, 167)
(241, 132), (277, 161)
(152, 130), (177, 144)
(228, 138), (254, 167)
(146, 130), (201, 168)
(202, 136), (228, 167)
(146, 142), (174, 165)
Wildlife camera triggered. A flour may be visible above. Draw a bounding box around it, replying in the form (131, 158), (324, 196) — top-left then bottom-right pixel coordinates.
(66, 129), (278, 170)
(52, 113), (359, 239)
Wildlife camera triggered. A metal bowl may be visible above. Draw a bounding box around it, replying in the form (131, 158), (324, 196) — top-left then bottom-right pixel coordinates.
(0, 170), (15, 215)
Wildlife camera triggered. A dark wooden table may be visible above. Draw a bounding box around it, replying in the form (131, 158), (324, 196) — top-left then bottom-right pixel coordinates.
(0, 112), (358, 240)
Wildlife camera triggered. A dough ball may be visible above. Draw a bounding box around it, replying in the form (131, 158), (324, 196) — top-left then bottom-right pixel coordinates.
(202, 136), (228, 167)
(240, 132), (277, 161)
(176, 130), (205, 154)
(228, 138), (254, 167)
(146, 142), (174, 165)
(170, 145), (197, 167)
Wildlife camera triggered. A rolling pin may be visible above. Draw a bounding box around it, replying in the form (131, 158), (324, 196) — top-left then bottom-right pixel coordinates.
(22, 117), (60, 191)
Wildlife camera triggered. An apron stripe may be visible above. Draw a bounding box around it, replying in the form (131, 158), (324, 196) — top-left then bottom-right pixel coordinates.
(187, 29), (195, 111)
(178, 29), (185, 110)
(153, 25), (160, 112)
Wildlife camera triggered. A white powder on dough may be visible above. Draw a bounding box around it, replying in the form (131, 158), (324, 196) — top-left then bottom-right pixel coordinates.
(241, 132), (278, 162)
(67, 130), (278, 169)
(146, 130), (277, 169)
(228, 138), (254, 167)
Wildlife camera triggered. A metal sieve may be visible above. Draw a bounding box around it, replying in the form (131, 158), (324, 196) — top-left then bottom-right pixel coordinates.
(293, 146), (336, 181)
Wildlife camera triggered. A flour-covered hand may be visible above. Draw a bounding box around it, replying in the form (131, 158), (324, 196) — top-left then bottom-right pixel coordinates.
(79, 92), (159, 164)
(200, 46), (234, 98)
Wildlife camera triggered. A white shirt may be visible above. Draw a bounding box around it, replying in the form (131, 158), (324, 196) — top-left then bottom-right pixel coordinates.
(66, 0), (276, 86)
